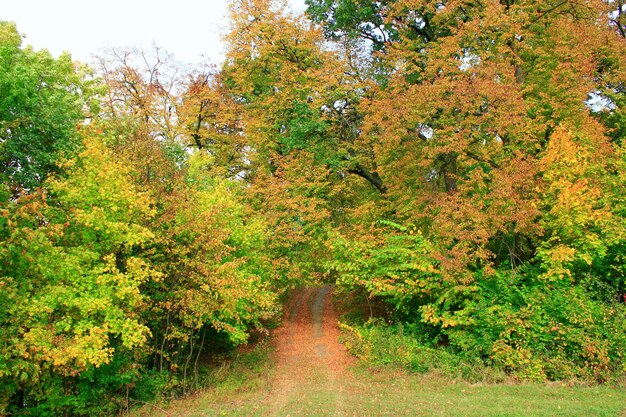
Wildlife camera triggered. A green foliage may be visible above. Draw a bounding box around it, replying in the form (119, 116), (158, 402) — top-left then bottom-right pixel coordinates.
(0, 133), (284, 415)
(0, 135), (158, 414)
(339, 270), (626, 383)
(330, 221), (477, 328)
(0, 21), (95, 195)
(339, 320), (465, 375)
(534, 126), (625, 287)
(8, 356), (164, 417)
(471, 271), (626, 382)
(332, 218), (626, 382)
(278, 100), (338, 166)
(305, 0), (396, 51)
(148, 153), (279, 350)
(4, 1), (626, 414)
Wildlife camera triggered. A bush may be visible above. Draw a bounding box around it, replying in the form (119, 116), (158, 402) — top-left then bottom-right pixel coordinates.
(337, 268), (626, 383)
(339, 319), (497, 381)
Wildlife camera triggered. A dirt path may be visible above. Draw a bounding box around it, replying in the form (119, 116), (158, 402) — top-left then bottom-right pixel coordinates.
(263, 285), (356, 416)
(130, 286), (626, 417)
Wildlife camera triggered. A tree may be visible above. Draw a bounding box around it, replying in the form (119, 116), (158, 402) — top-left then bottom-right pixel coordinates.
(0, 134), (158, 414)
(313, 0), (626, 378)
(0, 21), (95, 197)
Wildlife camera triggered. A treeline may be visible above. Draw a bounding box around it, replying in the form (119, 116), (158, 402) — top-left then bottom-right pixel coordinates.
(1, 0), (626, 414)
(0, 17), (309, 415)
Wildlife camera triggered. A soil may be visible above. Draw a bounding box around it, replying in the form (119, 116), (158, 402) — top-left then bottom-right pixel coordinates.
(262, 285), (356, 415)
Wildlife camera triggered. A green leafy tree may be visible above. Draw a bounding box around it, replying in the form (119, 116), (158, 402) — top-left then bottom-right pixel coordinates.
(0, 134), (158, 414)
(0, 22), (95, 196)
(144, 150), (279, 389)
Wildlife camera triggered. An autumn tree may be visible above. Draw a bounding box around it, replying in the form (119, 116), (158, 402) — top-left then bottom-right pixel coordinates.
(1, 31), (290, 413)
(0, 134), (159, 414)
(92, 45), (283, 394)
(193, 0), (340, 282)
(94, 46), (187, 197)
(314, 0), (626, 379)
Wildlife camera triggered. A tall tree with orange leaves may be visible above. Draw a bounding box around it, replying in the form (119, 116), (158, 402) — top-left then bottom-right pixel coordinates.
(196, 0), (385, 282)
(316, 0), (626, 379)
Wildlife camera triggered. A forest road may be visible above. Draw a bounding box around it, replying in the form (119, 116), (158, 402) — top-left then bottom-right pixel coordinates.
(262, 285), (357, 416)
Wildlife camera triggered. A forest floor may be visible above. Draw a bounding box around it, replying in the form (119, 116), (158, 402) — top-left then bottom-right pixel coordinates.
(130, 286), (626, 417)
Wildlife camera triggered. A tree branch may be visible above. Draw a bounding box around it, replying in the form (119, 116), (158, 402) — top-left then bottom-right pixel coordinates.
(347, 163), (387, 194)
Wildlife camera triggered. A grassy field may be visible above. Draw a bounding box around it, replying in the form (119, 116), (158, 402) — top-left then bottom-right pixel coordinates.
(128, 340), (626, 417)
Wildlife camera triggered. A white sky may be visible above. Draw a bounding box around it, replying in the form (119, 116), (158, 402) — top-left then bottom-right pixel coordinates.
(2, 0), (307, 65)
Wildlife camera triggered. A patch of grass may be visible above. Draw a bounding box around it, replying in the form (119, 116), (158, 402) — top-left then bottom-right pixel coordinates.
(345, 368), (626, 417)
(126, 335), (626, 417)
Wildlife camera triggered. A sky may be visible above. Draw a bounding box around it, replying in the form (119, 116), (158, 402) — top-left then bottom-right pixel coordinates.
(3, 0), (307, 65)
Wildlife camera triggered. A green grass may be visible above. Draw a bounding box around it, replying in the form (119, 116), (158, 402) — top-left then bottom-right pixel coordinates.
(343, 368), (626, 417)
(127, 338), (626, 417)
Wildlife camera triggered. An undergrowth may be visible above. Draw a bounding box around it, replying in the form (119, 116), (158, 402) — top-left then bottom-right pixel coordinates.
(127, 338), (274, 417)
(339, 319), (507, 383)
